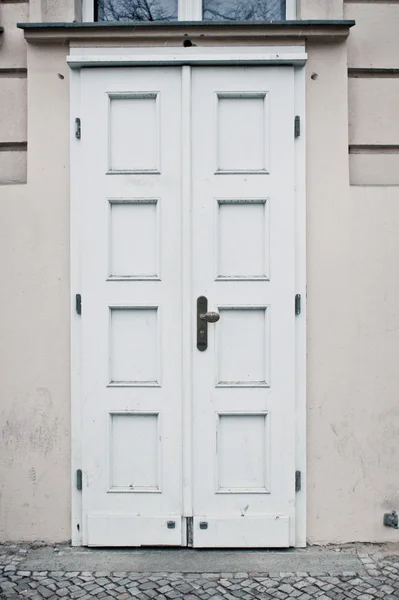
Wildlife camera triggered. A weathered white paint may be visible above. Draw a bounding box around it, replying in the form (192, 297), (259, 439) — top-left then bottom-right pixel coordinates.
(70, 65), (83, 545)
(294, 63), (307, 549)
(181, 66), (193, 532)
(193, 516), (290, 548)
(191, 66), (296, 547)
(1, 0), (399, 545)
(75, 63), (303, 547)
(67, 49), (307, 69)
(80, 67), (184, 546)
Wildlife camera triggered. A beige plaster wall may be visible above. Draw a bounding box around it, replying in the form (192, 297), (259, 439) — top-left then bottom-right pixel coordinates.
(309, 182), (399, 543)
(306, 41), (399, 544)
(0, 2), (28, 69)
(345, 2), (399, 70)
(0, 77), (27, 143)
(297, 0), (343, 20)
(0, 0), (79, 186)
(305, 0), (399, 543)
(29, 0), (82, 23)
(349, 78), (399, 147)
(349, 153), (399, 187)
(0, 0), (399, 545)
(0, 45), (71, 542)
(307, 181), (399, 543)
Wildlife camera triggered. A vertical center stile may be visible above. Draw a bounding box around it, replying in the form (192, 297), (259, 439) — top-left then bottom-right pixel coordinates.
(181, 65), (194, 543)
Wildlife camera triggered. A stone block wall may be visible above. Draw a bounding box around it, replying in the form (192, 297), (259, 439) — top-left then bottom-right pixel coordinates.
(345, 1), (399, 185)
(0, 1), (28, 184)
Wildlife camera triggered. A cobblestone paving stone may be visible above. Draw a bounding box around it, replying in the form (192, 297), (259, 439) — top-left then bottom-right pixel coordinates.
(1, 546), (399, 600)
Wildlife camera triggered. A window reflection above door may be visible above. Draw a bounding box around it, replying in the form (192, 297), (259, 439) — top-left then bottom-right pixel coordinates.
(203, 0), (285, 21)
(97, 0), (178, 21)
(95, 0), (286, 21)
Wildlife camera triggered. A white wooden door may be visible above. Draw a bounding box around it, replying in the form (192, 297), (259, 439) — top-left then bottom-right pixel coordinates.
(80, 67), (184, 546)
(191, 67), (296, 547)
(79, 65), (296, 548)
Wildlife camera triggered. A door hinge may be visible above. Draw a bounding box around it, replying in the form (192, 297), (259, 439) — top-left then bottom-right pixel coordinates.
(294, 115), (301, 138)
(295, 470), (301, 492)
(75, 117), (81, 140)
(295, 294), (301, 316)
(186, 516), (193, 547)
(76, 469), (82, 491)
(76, 294), (82, 315)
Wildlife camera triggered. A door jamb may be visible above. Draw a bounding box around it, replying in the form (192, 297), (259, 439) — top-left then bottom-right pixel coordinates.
(70, 49), (307, 547)
(71, 66), (84, 545)
(294, 63), (306, 548)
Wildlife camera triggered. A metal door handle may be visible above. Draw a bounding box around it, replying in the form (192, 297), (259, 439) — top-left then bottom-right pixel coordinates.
(200, 311), (220, 323)
(197, 296), (219, 351)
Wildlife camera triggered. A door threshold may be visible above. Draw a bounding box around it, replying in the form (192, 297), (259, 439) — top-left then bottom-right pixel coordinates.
(18, 545), (363, 576)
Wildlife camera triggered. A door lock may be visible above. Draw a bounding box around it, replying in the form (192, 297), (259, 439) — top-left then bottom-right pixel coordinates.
(197, 296), (220, 351)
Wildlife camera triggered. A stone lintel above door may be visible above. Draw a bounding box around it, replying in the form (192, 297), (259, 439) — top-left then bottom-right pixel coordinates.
(17, 20), (355, 46)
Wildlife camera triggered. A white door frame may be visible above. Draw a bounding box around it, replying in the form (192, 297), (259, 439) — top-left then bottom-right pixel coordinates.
(70, 46), (307, 547)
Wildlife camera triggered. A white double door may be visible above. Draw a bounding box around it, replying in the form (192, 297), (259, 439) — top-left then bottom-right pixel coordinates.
(80, 65), (296, 547)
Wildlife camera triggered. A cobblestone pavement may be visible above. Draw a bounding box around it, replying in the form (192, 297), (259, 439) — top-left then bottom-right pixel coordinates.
(1, 545), (399, 600)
